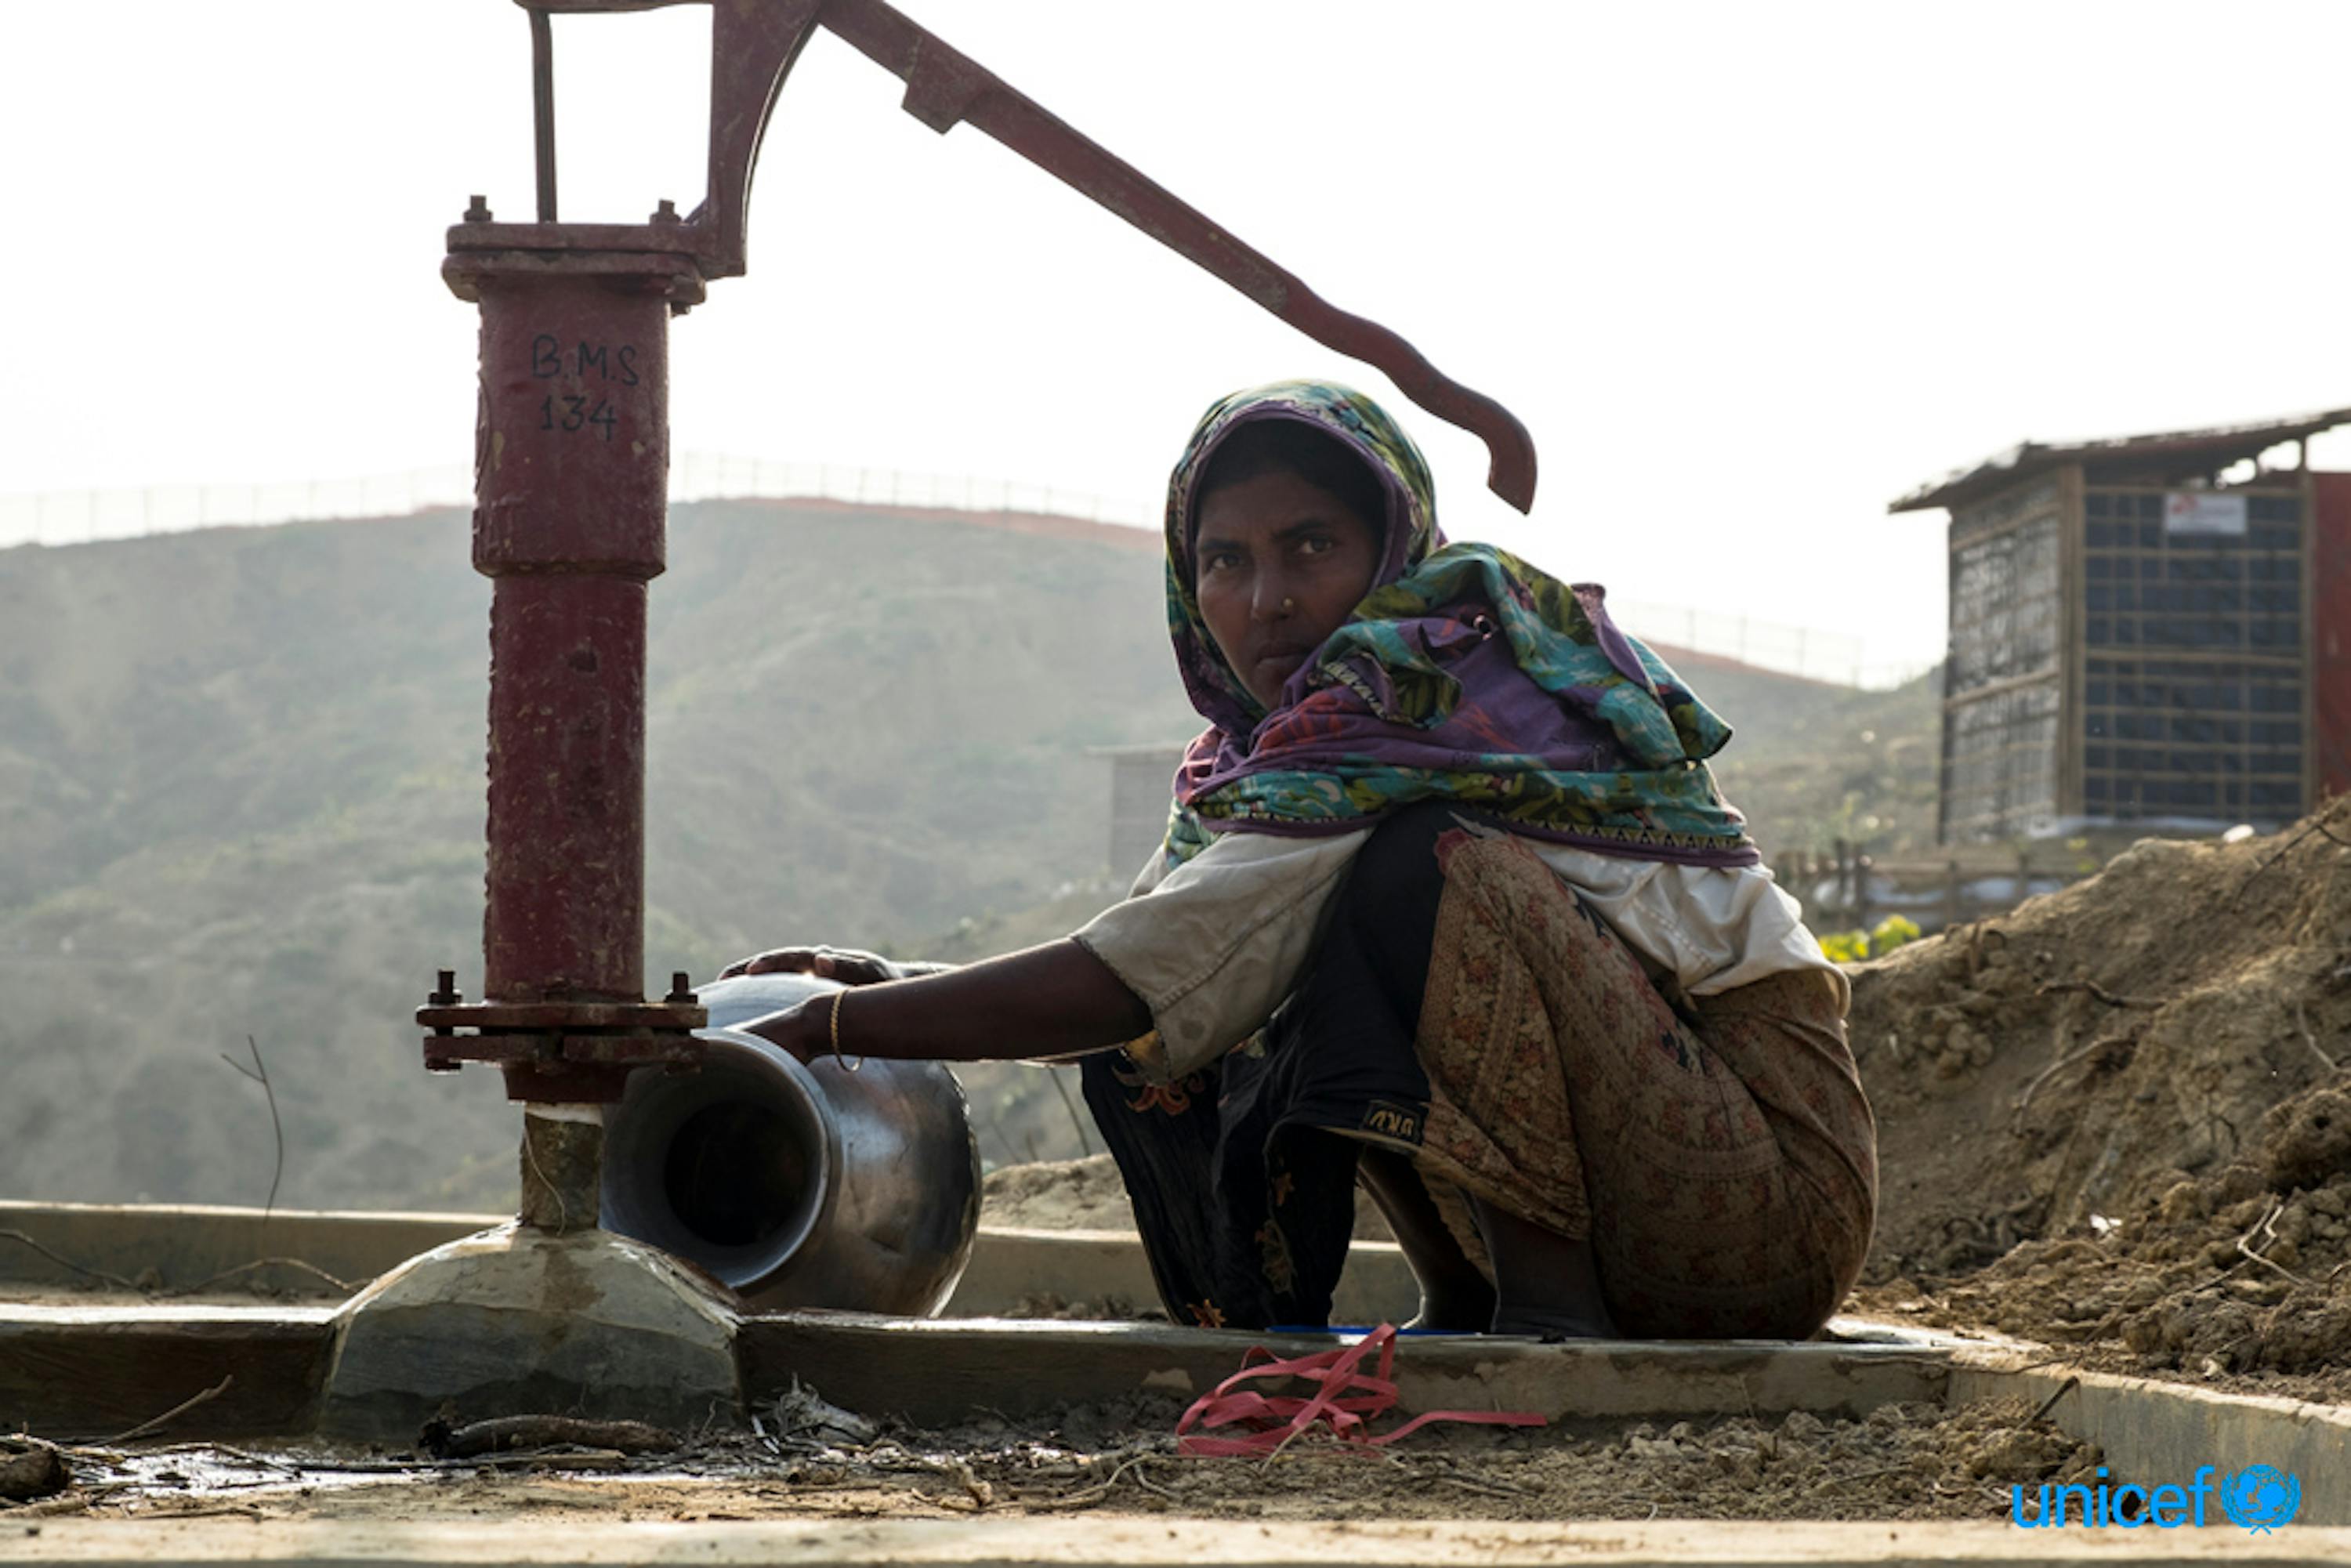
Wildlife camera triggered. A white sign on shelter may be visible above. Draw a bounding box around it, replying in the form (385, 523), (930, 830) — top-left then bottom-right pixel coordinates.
(2164, 492), (2248, 536)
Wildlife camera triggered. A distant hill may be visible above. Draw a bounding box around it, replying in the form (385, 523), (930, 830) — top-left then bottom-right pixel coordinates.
(0, 502), (1196, 1211)
(0, 504), (1934, 1209)
(1697, 665), (1942, 862)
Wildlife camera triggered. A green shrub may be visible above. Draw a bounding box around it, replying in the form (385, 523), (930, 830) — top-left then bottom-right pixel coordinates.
(1819, 929), (1870, 963)
(1870, 914), (1922, 954)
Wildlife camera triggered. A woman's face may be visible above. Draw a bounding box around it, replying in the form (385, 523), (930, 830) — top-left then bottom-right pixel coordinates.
(1194, 468), (1382, 711)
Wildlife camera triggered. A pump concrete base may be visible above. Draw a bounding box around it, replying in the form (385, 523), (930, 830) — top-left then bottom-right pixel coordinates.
(317, 1222), (741, 1443)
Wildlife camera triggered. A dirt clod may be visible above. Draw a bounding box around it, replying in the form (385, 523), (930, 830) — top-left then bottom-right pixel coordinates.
(0, 1442), (68, 1503)
(2262, 1088), (2351, 1193)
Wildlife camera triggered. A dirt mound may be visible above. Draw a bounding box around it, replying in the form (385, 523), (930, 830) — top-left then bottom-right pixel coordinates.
(981, 1153), (1136, 1231)
(1864, 1085), (2351, 1392)
(1850, 800), (2351, 1393)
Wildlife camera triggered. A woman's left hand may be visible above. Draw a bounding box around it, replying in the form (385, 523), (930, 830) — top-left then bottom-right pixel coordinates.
(719, 944), (894, 985)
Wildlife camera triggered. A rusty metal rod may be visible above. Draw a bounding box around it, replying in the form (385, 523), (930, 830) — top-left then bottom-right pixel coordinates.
(479, 0), (1538, 511)
(531, 7), (559, 223)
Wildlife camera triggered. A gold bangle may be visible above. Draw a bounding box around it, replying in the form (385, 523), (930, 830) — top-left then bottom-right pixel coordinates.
(828, 987), (862, 1073)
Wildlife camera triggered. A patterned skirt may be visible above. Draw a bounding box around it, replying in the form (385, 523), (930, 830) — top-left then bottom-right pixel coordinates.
(1079, 802), (1878, 1337)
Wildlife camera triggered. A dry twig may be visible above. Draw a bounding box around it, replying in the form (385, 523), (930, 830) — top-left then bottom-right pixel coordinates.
(1021, 1453), (1153, 1512)
(179, 1258), (357, 1297)
(218, 1035), (284, 1220)
(142, 1443), (302, 1476)
(945, 1459), (993, 1509)
(139, 1505), (264, 1521)
(1817, 1462), (1918, 1490)
(422, 1414), (678, 1460)
(2035, 980), (2162, 1009)
(1128, 1460), (1176, 1501)
(0, 1229), (350, 1301)
(1421, 1455), (1534, 1500)
(53, 1446), (126, 1467)
(4, 1490), (107, 1519)
(0, 1231), (143, 1293)
(96, 1376), (234, 1445)
(2295, 1001), (2340, 1074)
(975, 1114), (1023, 1171)
(2027, 1375), (2080, 1425)
(1047, 1068), (1096, 1160)
(476, 1450), (629, 1472)
(2012, 1034), (2138, 1127)
(2234, 801), (2350, 904)
(2235, 1198), (2309, 1287)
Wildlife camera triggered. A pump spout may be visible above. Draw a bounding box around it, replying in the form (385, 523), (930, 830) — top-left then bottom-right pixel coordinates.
(599, 972), (981, 1315)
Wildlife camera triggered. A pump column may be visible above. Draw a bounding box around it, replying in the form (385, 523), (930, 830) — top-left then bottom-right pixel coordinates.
(475, 275), (664, 1020)
(423, 235), (708, 1114)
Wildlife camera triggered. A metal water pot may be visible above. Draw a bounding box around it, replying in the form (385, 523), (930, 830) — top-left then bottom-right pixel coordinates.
(598, 972), (980, 1315)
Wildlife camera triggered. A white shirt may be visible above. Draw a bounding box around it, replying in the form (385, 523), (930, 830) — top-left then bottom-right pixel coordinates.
(1071, 819), (1846, 1081)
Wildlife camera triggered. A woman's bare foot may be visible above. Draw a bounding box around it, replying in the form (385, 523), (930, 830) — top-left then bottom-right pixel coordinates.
(1472, 1197), (1619, 1339)
(1404, 1284), (1498, 1334)
(1359, 1150), (1495, 1332)
(1488, 1302), (1618, 1338)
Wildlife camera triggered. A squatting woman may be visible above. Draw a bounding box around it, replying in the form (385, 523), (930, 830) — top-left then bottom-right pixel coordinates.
(724, 381), (1875, 1338)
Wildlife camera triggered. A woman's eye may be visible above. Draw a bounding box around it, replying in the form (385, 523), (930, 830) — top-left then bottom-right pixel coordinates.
(1202, 551), (1241, 574)
(1296, 534), (1335, 557)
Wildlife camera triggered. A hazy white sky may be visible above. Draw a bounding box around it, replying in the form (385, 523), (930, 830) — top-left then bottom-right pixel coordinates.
(6, 1), (2350, 673)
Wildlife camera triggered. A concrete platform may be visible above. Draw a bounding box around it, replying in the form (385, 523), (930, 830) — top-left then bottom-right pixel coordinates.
(0, 1303), (338, 1437)
(1951, 1353), (2351, 1531)
(5, 1200), (2348, 1531)
(14, 1299), (2347, 1523)
(0, 1302), (1951, 1436)
(5, 1516), (2349, 1566)
(0, 1201), (491, 1296)
(733, 1314), (1954, 1425)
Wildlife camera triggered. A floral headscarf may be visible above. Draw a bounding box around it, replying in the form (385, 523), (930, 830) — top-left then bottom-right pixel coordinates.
(1160, 380), (1757, 868)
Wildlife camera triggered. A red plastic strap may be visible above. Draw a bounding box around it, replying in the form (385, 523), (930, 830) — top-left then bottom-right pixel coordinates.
(1174, 1323), (1547, 1458)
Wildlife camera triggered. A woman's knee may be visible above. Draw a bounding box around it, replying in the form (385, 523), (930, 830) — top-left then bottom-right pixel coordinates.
(1346, 801), (1466, 907)
(1288, 802), (1463, 1026)
(1324, 802), (1465, 965)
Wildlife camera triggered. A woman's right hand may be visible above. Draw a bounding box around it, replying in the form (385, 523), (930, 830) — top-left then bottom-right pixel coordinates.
(718, 944), (897, 986)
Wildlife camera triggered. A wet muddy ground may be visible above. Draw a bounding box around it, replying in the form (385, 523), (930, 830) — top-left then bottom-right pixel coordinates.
(4, 1394), (2096, 1527)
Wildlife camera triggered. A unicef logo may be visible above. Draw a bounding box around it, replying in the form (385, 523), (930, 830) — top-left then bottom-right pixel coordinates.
(2220, 1467), (2301, 1534)
(2010, 1463), (2303, 1531)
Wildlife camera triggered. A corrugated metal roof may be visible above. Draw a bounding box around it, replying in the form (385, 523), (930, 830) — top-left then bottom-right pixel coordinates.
(1889, 406), (2351, 515)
